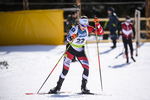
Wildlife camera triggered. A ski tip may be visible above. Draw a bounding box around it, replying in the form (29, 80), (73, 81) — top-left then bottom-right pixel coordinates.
(25, 93), (38, 95)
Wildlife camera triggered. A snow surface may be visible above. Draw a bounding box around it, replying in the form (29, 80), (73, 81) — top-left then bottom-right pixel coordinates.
(0, 42), (150, 100)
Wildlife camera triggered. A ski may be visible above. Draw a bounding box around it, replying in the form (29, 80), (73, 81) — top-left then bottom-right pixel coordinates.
(77, 92), (95, 95)
(76, 92), (111, 96)
(25, 91), (71, 95)
(26, 93), (46, 95)
(25, 92), (111, 96)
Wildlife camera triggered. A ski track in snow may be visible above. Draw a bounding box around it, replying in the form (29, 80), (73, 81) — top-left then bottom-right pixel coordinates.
(0, 42), (150, 100)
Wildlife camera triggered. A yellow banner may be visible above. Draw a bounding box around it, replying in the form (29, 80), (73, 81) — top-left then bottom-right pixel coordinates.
(0, 10), (64, 45)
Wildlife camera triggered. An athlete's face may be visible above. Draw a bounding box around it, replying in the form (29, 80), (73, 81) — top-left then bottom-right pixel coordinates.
(79, 24), (87, 31)
(107, 11), (112, 14)
(72, 13), (77, 18)
(126, 20), (130, 23)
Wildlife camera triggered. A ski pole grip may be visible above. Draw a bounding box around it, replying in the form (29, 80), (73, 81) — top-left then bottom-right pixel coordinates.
(94, 17), (99, 23)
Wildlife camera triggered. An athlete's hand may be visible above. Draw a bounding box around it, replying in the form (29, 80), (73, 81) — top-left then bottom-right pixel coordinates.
(71, 34), (77, 40)
(94, 17), (99, 23)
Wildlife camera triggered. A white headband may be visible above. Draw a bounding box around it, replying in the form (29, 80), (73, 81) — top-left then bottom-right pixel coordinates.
(79, 18), (88, 25)
(126, 19), (131, 22)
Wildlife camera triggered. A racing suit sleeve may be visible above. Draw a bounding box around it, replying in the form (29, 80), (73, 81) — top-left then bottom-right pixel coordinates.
(66, 26), (77, 42)
(87, 23), (104, 35)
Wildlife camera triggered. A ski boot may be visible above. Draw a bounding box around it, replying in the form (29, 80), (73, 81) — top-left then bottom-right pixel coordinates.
(111, 45), (116, 49)
(131, 56), (136, 62)
(81, 80), (90, 94)
(126, 59), (129, 63)
(48, 82), (62, 93)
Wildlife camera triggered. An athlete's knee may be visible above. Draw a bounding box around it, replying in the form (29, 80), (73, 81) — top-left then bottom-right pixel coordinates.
(62, 68), (68, 76)
(125, 50), (128, 54)
(63, 52), (73, 71)
(83, 68), (89, 76)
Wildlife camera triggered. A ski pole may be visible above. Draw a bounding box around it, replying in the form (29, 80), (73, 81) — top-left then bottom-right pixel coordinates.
(37, 44), (71, 93)
(95, 22), (103, 92)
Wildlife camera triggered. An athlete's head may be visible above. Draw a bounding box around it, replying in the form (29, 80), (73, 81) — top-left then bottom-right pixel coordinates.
(126, 15), (131, 23)
(79, 16), (88, 31)
(107, 7), (115, 14)
(71, 11), (77, 18)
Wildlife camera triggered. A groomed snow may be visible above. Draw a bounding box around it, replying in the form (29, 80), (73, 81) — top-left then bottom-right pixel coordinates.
(0, 42), (150, 100)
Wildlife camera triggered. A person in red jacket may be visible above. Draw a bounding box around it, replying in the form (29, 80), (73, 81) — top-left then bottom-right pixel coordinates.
(49, 16), (104, 94)
(118, 15), (136, 63)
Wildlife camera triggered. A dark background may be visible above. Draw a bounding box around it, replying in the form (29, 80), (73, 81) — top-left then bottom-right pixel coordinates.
(0, 0), (145, 18)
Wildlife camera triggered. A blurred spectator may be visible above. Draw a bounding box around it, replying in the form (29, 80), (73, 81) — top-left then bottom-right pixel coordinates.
(104, 7), (119, 48)
(66, 11), (78, 33)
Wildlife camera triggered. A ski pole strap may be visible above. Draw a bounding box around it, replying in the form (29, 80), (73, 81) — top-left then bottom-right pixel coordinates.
(69, 41), (85, 48)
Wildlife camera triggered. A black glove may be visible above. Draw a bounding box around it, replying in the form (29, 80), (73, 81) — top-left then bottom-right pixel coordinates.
(92, 28), (98, 33)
